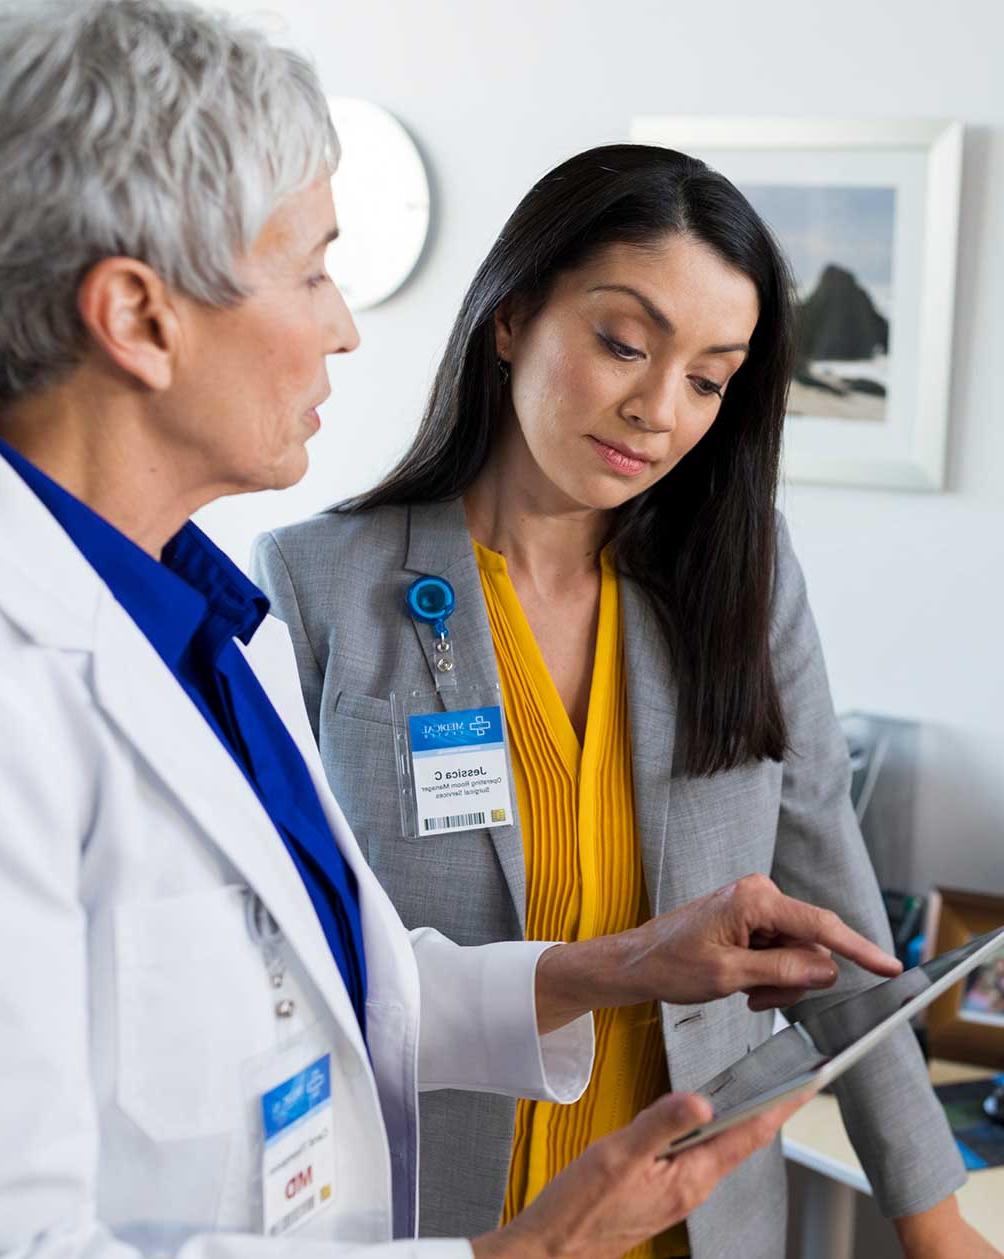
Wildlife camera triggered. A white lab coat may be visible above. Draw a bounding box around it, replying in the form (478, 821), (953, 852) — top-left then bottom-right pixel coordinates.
(0, 457), (594, 1259)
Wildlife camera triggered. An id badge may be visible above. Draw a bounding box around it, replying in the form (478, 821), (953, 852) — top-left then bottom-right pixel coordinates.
(242, 1028), (337, 1237)
(391, 682), (515, 838)
(260, 1054), (335, 1235)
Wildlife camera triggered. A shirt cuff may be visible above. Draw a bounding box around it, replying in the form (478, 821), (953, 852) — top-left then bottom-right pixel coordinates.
(413, 929), (594, 1099)
(484, 940), (594, 1103)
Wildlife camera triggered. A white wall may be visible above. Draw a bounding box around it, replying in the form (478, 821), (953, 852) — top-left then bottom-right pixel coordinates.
(200, 0), (1004, 894)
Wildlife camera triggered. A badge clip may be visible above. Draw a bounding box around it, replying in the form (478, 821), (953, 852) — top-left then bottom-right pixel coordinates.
(406, 575), (457, 691)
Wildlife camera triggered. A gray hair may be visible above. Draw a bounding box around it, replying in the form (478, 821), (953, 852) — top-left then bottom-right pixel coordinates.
(0, 0), (338, 401)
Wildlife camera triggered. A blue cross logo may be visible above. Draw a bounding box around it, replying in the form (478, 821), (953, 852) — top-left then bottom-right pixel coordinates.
(468, 715), (491, 738)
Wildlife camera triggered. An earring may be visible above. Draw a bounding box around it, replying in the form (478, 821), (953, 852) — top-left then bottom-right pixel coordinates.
(497, 357), (510, 385)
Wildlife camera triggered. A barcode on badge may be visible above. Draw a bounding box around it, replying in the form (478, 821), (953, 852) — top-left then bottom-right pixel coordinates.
(423, 811), (486, 832)
(273, 1194), (315, 1236)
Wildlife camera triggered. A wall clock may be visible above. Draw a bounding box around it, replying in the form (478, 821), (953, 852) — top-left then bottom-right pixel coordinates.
(325, 97), (431, 310)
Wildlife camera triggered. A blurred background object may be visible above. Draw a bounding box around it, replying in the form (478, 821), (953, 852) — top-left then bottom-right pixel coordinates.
(924, 888), (1004, 1068)
(842, 711), (920, 892)
(841, 711), (928, 968)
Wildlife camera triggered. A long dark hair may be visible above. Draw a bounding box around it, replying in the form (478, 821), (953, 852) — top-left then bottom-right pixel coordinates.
(348, 144), (795, 776)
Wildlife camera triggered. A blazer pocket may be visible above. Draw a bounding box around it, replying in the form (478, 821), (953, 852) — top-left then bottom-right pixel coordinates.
(330, 688), (479, 849)
(115, 884), (275, 1143)
(324, 691), (400, 861)
(332, 690), (393, 726)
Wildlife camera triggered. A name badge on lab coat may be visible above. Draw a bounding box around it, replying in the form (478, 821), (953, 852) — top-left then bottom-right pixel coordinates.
(260, 1053), (335, 1235)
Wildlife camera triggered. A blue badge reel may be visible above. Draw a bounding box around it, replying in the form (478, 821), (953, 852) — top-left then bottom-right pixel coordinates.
(390, 576), (515, 839)
(405, 575), (455, 638)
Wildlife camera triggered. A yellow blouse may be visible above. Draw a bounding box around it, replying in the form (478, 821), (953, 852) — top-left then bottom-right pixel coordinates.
(474, 541), (689, 1259)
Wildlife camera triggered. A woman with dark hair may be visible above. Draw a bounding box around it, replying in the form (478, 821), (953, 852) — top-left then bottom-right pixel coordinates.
(254, 145), (977, 1258)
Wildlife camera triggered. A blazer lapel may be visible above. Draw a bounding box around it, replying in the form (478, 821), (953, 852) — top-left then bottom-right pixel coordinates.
(90, 587), (372, 1071)
(402, 500), (527, 930)
(402, 499), (487, 698)
(621, 575), (679, 918)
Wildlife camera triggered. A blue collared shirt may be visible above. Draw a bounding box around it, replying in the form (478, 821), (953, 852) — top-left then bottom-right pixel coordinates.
(1, 438), (367, 1037)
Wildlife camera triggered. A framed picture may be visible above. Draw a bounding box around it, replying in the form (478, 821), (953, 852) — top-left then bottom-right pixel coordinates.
(922, 888), (1004, 1067)
(629, 117), (963, 491)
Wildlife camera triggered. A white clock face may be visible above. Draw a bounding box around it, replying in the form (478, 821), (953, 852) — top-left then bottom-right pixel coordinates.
(325, 97), (430, 311)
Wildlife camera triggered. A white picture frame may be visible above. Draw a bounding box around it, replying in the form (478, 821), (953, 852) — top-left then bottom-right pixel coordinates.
(630, 117), (964, 491)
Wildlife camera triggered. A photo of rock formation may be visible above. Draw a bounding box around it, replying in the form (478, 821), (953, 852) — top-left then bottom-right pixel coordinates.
(741, 184), (896, 421)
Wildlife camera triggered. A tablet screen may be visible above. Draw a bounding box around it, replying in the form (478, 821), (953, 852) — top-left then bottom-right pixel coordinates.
(694, 928), (1004, 1122)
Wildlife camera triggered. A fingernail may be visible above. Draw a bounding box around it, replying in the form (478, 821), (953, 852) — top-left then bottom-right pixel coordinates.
(810, 967), (837, 987)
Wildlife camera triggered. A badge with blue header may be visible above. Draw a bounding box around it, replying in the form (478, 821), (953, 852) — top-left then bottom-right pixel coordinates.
(260, 1053), (334, 1235)
(392, 576), (515, 838)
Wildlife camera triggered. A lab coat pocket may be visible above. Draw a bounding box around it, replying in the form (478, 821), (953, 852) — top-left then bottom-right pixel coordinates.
(115, 883), (276, 1143)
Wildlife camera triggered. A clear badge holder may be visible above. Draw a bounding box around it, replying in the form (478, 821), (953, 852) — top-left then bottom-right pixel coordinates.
(240, 1021), (337, 1236)
(391, 602), (514, 839)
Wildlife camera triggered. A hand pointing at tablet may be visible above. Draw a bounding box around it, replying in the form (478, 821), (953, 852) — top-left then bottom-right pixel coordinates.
(535, 873), (902, 1034)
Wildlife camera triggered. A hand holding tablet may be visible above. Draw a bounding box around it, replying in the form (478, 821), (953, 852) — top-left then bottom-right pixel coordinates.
(477, 1089), (811, 1259)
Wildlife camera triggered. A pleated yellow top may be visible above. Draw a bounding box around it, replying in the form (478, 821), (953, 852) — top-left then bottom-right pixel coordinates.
(474, 541), (689, 1259)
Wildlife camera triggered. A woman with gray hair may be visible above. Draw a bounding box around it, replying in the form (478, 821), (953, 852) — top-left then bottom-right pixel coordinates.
(0, 3), (910, 1259)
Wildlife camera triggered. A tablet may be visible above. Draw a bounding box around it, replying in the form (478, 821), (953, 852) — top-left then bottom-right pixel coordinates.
(661, 925), (1004, 1157)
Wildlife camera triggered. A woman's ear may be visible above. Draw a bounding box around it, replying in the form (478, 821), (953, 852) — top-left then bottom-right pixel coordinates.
(77, 257), (181, 391)
(493, 296), (520, 364)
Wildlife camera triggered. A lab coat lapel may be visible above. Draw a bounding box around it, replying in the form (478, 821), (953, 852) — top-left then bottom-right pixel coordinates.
(90, 588), (372, 1071)
(0, 456), (98, 651)
(402, 500), (527, 930)
(246, 611), (422, 1236)
(242, 613), (419, 1011)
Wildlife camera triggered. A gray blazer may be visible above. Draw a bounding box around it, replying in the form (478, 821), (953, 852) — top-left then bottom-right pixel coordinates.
(252, 499), (964, 1258)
